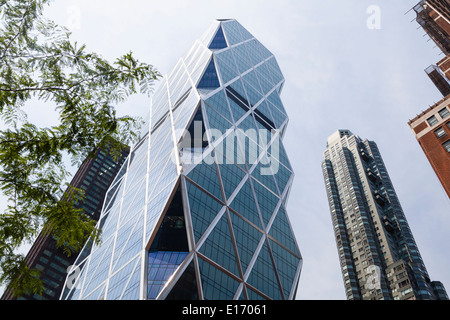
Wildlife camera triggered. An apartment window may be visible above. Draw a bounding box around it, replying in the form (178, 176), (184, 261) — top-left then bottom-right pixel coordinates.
(435, 127), (447, 139)
(443, 140), (450, 153)
(438, 107), (450, 119)
(427, 115), (438, 126)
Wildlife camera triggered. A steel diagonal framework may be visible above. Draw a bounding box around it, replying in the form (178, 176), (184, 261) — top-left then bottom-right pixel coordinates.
(61, 19), (302, 301)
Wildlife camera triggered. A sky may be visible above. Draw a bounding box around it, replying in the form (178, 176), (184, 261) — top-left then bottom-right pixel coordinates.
(2, 0), (450, 300)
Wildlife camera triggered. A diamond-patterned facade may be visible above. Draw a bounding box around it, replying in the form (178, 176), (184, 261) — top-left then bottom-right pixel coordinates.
(61, 19), (302, 301)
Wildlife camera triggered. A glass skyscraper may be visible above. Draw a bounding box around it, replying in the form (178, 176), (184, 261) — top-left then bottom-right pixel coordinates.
(322, 130), (448, 300)
(61, 19), (302, 300)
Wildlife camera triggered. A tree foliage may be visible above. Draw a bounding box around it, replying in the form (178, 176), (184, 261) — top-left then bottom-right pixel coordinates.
(0, 0), (161, 297)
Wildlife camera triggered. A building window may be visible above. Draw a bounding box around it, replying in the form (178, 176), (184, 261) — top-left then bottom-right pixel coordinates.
(443, 140), (450, 153)
(438, 107), (450, 119)
(427, 115), (438, 126)
(435, 127), (447, 138)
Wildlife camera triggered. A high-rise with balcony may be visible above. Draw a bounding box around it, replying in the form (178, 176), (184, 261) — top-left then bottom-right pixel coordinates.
(322, 130), (448, 300)
(60, 19), (302, 301)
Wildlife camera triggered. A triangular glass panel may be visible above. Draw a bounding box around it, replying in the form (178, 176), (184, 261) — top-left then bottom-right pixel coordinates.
(187, 161), (224, 202)
(186, 180), (224, 243)
(112, 209), (144, 273)
(267, 100), (287, 129)
(254, 68), (274, 95)
(165, 261), (199, 300)
(197, 58), (220, 89)
(265, 57), (284, 85)
(198, 213), (240, 277)
(253, 114), (275, 140)
(235, 128), (264, 168)
(83, 237), (115, 295)
(107, 257), (140, 300)
(215, 49), (238, 73)
(268, 206), (301, 256)
(269, 239), (301, 299)
(205, 89), (233, 121)
(235, 20), (254, 42)
(268, 141), (292, 171)
(215, 50), (238, 84)
(246, 240), (283, 300)
(180, 105), (208, 151)
(203, 101), (233, 137)
(149, 186), (189, 252)
(251, 178), (279, 227)
(228, 78), (250, 106)
(245, 40), (265, 66)
(147, 251), (189, 300)
(232, 44), (252, 74)
(197, 258), (240, 300)
(122, 263), (141, 300)
(222, 20), (244, 46)
(237, 113), (258, 134)
(242, 70), (263, 95)
(146, 182), (176, 241)
(209, 25), (228, 50)
(251, 158), (279, 195)
(229, 210), (263, 275)
(255, 101), (275, 128)
(242, 80), (263, 107)
(229, 179), (262, 229)
(226, 91), (248, 123)
(271, 160), (293, 196)
(214, 130), (247, 171)
(217, 162), (246, 201)
(146, 184), (190, 299)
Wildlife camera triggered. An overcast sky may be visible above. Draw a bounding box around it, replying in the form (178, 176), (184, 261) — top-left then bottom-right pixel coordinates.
(2, 0), (450, 300)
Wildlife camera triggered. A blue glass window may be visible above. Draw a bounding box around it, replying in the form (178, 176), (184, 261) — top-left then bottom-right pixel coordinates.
(255, 101), (276, 128)
(186, 181), (224, 243)
(246, 241), (283, 300)
(268, 206), (300, 256)
(198, 59), (220, 89)
(229, 211), (263, 274)
(271, 160), (293, 196)
(252, 178), (279, 227)
(198, 258), (240, 300)
(222, 20), (243, 46)
(209, 26), (228, 49)
(187, 162), (223, 202)
(269, 239), (300, 299)
(229, 180), (262, 229)
(232, 44), (252, 73)
(204, 103), (233, 136)
(251, 162), (279, 196)
(242, 81), (263, 107)
(147, 251), (188, 299)
(205, 90), (233, 120)
(198, 213), (240, 276)
(226, 92), (248, 123)
(217, 163), (246, 200)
